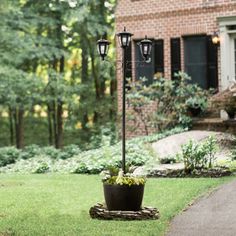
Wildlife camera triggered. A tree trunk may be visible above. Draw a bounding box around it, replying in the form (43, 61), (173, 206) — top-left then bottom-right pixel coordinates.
(47, 104), (53, 145)
(52, 101), (58, 148)
(14, 107), (24, 149)
(56, 100), (63, 149)
(8, 107), (14, 146)
(17, 108), (24, 149)
(80, 35), (89, 130)
(110, 78), (117, 120)
(90, 48), (100, 100)
(55, 55), (65, 149)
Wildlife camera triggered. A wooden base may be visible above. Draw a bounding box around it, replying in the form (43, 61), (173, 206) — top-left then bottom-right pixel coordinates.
(89, 203), (160, 221)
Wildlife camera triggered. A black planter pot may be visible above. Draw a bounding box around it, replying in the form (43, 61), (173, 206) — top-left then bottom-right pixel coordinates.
(103, 183), (144, 211)
(226, 110), (235, 119)
(188, 107), (202, 117)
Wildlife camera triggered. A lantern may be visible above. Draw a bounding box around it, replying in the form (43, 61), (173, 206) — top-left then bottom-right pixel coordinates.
(139, 35), (152, 61)
(117, 27), (133, 48)
(97, 39), (110, 60)
(212, 32), (220, 45)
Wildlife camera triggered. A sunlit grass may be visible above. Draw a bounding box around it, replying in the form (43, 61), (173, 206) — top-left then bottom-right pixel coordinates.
(0, 174), (234, 236)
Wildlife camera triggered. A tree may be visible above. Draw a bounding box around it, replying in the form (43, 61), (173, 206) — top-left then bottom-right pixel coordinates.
(0, 0), (117, 149)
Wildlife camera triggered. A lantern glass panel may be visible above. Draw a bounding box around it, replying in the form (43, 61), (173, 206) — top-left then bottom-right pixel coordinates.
(122, 36), (127, 46)
(144, 44), (148, 54)
(100, 44), (105, 54)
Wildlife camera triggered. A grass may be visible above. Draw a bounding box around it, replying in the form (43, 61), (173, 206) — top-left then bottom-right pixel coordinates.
(0, 174), (234, 236)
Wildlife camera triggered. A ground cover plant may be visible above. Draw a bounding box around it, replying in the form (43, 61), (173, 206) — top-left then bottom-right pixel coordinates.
(0, 127), (185, 174)
(0, 174), (234, 236)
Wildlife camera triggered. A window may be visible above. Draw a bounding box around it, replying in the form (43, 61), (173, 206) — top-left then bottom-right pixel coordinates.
(184, 35), (218, 89)
(171, 38), (181, 80)
(135, 39), (164, 84)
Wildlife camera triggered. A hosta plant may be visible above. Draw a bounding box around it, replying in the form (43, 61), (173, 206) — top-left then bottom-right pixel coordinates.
(102, 169), (146, 186)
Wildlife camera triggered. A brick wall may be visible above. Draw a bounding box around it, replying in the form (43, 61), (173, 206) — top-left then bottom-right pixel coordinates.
(115, 0), (236, 137)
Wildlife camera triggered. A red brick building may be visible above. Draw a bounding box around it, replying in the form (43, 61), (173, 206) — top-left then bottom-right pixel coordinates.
(115, 0), (236, 136)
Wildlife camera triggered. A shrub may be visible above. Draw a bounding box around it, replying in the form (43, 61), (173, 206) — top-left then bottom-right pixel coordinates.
(20, 145), (41, 159)
(181, 136), (218, 173)
(58, 144), (81, 159)
(42, 146), (60, 159)
(0, 147), (20, 167)
(127, 72), (210, 134)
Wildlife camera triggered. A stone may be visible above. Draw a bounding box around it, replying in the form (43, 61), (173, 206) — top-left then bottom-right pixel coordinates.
(147, 167), (232, 178)
(89, 204), (160, 221)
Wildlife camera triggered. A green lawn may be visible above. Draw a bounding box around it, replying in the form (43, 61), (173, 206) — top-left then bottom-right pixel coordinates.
(0, 175), (234, 236)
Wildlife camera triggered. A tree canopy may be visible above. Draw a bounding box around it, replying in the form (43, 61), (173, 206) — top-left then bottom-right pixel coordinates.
(0, 0), (117, 149)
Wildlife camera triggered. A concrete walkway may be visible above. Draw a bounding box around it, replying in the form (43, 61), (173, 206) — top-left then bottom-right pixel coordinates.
(166, 180), (236, 236)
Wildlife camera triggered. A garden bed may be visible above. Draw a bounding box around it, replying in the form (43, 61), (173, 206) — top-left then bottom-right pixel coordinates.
(148, 167), (233, 178)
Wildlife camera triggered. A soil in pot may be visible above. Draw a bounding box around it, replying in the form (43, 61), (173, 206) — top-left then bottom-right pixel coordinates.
(188, 107), (202, 117)
(103, 184), (144, 211)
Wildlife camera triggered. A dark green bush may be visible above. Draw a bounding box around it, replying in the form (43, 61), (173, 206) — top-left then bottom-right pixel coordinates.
(42, 146), (60, 159)
(21, 144), (41, 159)
(58, 144), (81, 159)
(0, 147), (20, 167)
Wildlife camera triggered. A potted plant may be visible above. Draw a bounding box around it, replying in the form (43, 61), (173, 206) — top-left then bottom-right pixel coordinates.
(102, 168), (146, 211)
(224, 97), (236, 119)
(225, 105), (235, 119)
(186, 97), (208, 117)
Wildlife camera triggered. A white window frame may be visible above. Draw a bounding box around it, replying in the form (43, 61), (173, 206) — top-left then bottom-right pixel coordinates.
(218, 16), (236, 90)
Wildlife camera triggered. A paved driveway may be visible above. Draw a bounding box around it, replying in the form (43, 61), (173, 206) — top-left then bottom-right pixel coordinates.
(166, 180), (236, 236)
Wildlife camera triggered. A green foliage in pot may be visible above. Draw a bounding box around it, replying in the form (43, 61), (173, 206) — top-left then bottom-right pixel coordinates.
(103, 176), (146, 186)
(102, 169), (146, 186)
(186, 97), (208, 111)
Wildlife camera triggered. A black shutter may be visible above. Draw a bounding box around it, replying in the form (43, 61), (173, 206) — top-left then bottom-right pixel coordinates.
(171, 38), (181, 80)
(154, 39), (164, 76)
(207, 36), (218, 90)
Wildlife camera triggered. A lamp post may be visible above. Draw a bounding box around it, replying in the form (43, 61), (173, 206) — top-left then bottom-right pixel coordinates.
(97, 27), (152, 174)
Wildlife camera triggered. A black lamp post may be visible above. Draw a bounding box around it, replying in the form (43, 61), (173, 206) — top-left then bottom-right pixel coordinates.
(97, 27), (152, 174)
